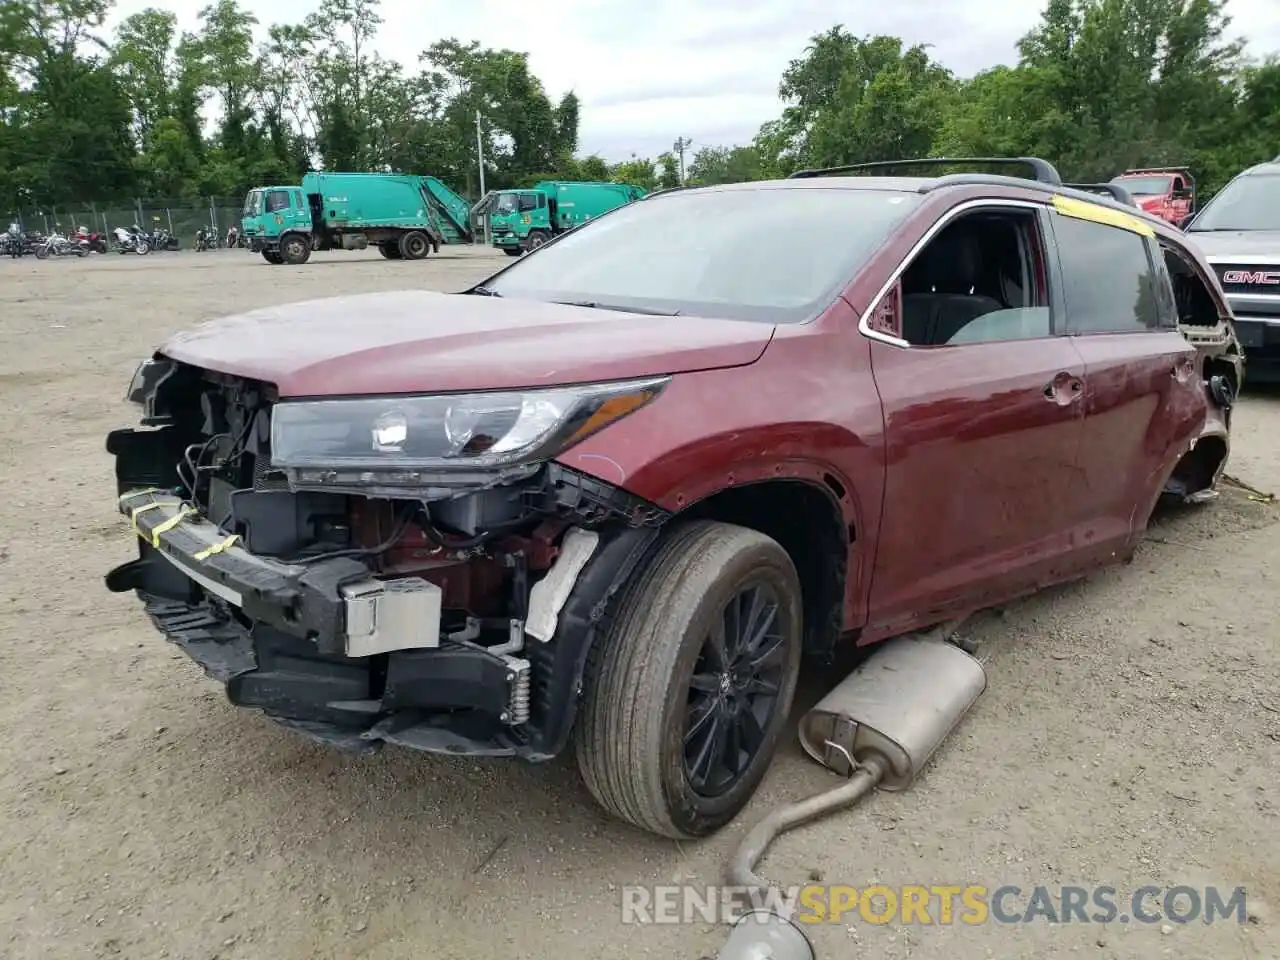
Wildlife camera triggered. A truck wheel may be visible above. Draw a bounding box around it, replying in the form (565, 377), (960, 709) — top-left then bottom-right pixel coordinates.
(379, 242), (402, 259)
(262, 250), (282, 264)
(502, 248), (522, 257)
(575, 520), (803, 839)
(280, 234), (311, 265)
(399, 231), (430, 260)
(526, 230), (550, 251)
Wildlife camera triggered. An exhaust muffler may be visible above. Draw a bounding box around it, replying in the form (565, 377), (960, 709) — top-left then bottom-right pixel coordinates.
(715, 628), (987, 960)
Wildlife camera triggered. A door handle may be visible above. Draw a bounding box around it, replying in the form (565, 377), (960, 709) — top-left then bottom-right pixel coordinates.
(1043, 373), (1084, 405)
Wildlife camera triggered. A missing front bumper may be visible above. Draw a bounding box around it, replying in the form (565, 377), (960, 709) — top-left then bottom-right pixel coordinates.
(108, 488), (534, 751)
(111, 488), (441, 658)
(138, 593), (536, 757)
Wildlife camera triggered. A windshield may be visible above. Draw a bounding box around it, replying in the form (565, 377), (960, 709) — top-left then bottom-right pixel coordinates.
(493, 193), (519, 214)
(1188, 174), (1280, 232)
(484, 187), (922, 323)
(243, 190), (262, 216)
(1113, 175), (1173, 196)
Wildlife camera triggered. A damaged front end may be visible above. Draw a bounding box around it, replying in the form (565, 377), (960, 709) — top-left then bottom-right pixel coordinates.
(106, 358), (670, 758)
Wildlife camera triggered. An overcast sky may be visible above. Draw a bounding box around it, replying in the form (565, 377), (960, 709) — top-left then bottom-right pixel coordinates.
(109, 0), (1280, 162)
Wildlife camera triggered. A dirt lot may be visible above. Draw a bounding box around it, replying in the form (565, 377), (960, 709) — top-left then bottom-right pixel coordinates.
(0, 248), (1277, 960)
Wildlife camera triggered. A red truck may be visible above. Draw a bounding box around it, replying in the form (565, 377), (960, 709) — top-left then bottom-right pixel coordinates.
(1110, 167), (1196, 226)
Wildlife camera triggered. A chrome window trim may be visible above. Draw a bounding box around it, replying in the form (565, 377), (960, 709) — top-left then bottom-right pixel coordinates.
(857, 198), (1048, 349)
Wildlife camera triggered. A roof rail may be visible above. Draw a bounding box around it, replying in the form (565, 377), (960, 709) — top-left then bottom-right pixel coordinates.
(1063, 182), (1137, 206)
(787, 156), (1062, 185)
(1121, 166), (1192, 176)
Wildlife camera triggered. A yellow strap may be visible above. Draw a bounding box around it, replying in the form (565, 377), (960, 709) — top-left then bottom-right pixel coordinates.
(1052, 194), (1155, 238)
(147, 507), (196, 547)
(193, 534), (241, 561)
(119, 487), (163, 506)
(129, 500), (166, 538)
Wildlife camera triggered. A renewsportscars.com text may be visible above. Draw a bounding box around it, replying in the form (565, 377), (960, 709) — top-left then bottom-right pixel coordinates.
(621, 884), (1249, 926)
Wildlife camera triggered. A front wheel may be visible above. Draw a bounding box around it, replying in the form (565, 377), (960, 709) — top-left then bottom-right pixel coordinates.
(280, 234), (310, 265)
(576, 520), (803, 839)
(135, 242), (150, 256)
(525, 230), (550, 252)
(34, 245), (49, 260)
(502, 247), (522, 257)
(262, 250), (283, 264)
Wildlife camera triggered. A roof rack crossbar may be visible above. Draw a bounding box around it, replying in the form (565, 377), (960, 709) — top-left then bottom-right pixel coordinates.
(1062, 182), (1138, 206)
(787, 156), (1063, 185)
(1120, 166), (1192, 175)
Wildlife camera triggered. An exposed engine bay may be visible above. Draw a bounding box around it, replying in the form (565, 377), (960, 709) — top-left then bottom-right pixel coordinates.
(106, 360), (669, 758)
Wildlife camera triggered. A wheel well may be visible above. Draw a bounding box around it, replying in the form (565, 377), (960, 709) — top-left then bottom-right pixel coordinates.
(678, 479), (847, 656)
(1167, 435), (1229, 497)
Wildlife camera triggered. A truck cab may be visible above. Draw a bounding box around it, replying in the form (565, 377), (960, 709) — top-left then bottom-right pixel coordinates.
(489, 190), (552, 255)
(1109, 167), (1196, 226)
(488, 180), (647, 256)
(241, 185), (312, 261)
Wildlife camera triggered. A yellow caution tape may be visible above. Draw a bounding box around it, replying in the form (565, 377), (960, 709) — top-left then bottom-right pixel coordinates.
(193, 534), (241, 561)
(128, 500), (166, 539)
(1052, 194), (1155, 238)
(147, 507), (196, 546)
(118, 487), (164, 506)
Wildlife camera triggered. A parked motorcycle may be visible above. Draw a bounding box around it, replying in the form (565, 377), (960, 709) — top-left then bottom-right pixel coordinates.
(113, 225), (151, 255)
(150, 226), (179, 251)
(34, 231), (89, 259)
(75, 228), (108, 253)
(194, 225), (220, 251)
(2, 226), (29, 258)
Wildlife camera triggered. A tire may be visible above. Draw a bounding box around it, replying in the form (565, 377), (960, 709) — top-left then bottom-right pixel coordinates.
(135, 242), (150, 256)
(526, 230), (550, 252)
(502, 247), (522, 257)
(378, 242), (401, 259)
(34, 245), (48, 260)
(575, 520), (803, 839)
(399, 230), (430, 260)
(280, 234), (310, 265)
(262, 250), (282, 264)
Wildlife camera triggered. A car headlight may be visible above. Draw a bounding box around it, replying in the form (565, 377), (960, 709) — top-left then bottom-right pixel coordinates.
(269, 376), (669, 477)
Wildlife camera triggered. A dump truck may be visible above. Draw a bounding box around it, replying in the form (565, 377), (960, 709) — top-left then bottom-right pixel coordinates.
(241, 172), (474, 265)
(1109, 167), (1196, 227)
(487, 180), (646, 256)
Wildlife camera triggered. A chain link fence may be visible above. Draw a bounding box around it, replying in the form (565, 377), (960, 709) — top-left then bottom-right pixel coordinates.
(2, 198), (244, 241)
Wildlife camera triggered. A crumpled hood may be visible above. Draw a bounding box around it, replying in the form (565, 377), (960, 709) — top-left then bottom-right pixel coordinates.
(159, 290), (775, 396)
(1184, 230), (1280, 262)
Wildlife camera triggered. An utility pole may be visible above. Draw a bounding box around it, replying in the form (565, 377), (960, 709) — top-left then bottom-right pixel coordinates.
(673, 136), (692, 184)
(475, 110), (488, 245)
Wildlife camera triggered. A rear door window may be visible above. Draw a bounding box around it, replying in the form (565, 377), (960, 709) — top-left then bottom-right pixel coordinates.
(1052, 215), (1162, 334)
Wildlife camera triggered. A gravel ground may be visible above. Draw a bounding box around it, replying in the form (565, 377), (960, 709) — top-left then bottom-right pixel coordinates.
(0, 248), (1276, 960)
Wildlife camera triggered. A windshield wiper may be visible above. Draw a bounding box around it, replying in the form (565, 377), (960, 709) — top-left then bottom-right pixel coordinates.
(551, 299), (679, 316)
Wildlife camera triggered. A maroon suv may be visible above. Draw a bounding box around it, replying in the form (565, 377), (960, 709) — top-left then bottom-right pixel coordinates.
(107, 158), (1241, 840)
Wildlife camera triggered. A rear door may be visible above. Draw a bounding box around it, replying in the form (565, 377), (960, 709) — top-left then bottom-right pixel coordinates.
(1047, 200), (1205, 554)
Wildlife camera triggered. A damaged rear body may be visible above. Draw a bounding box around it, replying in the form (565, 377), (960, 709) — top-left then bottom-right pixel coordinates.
(107, 359), (671, 758)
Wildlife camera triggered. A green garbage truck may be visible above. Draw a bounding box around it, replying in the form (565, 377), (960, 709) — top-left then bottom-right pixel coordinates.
(487, 180), (647, 256)
(241, 172), (474, 265)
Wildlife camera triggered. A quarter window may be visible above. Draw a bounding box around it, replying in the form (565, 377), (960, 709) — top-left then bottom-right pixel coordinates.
(1053, 215), (1161, 333)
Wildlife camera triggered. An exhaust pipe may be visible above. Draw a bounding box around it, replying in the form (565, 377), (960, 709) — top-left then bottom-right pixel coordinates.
(715, 628), (987, 960)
